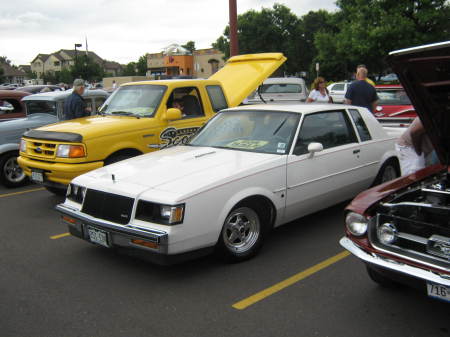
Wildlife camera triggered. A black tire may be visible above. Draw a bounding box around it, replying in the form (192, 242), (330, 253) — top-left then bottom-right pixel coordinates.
(45, 186), (67, 196)
(216, 204), (266, 262)
(366, 265), (400, 288)
(0, 152), (29, 188)
(372, 159), (400, 186)
(104, 154), (133, 166)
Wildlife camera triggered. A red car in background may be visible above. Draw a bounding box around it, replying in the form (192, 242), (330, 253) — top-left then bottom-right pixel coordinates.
(374, 84), (416, 126)
(0, 90), (31, 122)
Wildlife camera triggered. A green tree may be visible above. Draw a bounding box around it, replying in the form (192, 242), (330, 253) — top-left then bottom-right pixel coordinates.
(315, 0), (450, 80)
(0, 67), (4, 83)
(213, 4), (302, 74)
(181, 41), (196, 53)
(121, 62), (137, 76)
(136, 55), (148, 76)
(71, 55), (104, 82)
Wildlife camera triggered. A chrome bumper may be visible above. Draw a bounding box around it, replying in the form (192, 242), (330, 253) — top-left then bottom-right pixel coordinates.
(56, 203), (169, 254)
(340, 236), (450, 286)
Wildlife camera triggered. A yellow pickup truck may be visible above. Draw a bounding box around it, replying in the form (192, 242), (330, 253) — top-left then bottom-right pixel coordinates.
(18, 53), (286, 194)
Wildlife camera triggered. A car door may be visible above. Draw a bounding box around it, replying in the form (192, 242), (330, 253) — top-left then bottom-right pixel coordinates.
(160, 86), (210, 149)
(283, 109), (363, 222)
(328, 83), (347, 103)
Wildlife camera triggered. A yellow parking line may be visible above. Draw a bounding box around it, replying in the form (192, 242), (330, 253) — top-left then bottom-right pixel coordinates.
(0, 187), (45, 198)
(232, 250), (351, 310)
(50, 232), (71, 240)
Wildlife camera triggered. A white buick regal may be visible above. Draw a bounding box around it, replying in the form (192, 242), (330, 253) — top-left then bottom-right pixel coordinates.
(57, 104), (400, 264)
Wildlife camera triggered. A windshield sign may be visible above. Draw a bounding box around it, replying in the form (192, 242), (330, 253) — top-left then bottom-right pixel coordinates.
(189, 110), (300, 154)
(101, 85), (166, 117)
(25, 101), (57, 116)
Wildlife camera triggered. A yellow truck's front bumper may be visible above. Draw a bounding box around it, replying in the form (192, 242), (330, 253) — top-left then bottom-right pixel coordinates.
(18, 156), (104, 186)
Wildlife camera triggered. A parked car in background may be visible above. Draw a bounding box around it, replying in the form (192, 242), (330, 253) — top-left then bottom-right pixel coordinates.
(340, 40), (450, 302)
(378, 73), (398, 83)
(56, 103), (400, 264)
(374, 85), (416, 126)
(245, 77), (308, 104)
(15, 85), (63, 94)
(327, 82), (350, 103)
(0, 89), (108, 188)
(0, 90), (30, 122)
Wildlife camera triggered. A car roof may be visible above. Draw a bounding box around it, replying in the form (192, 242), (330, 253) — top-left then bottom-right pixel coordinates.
(22, 89), (109, 101)
(0, 89), (31, 98)
(224, 103), (359, 115)
(263, 77), (305, 84)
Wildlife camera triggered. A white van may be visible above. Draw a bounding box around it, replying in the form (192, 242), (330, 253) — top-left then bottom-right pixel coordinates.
(245, 77), (309, 104)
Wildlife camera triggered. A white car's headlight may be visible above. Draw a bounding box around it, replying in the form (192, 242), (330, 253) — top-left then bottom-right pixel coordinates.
(66, 183), (87, 203)
(135, 201), (184, 225)
(20, 139), (27, 152)
(56, 144), (86, 158)
(345, 212), (368, 236)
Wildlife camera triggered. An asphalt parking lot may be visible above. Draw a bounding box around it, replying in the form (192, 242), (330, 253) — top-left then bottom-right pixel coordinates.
(1, 183), (449, 337)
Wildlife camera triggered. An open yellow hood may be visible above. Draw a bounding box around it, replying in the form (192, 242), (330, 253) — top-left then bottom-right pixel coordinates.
(209, 53), (286, 107)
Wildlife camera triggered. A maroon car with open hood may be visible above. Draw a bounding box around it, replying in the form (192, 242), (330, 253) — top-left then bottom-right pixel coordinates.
(340, 40), (450, 302)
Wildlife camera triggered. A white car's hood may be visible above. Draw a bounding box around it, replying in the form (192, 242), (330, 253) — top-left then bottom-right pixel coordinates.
(76, 145), (283, 201)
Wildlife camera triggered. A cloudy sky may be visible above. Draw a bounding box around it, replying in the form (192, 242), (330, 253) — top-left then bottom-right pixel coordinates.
(2, 0), (337, 66)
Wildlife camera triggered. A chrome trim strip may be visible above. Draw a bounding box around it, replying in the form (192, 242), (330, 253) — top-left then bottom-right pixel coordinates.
(287, 161), (378, 190)
(397, 232), (428, 245)
(422, 188), (450, 195)
(340, 237), (450, 286)
(56, 204), (168, 244)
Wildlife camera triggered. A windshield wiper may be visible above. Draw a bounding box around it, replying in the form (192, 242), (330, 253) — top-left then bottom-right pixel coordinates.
(272, 118), (288, 135)
(107, 111), (140, 118)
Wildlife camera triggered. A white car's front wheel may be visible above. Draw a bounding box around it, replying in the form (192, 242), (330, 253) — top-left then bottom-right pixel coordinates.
(218, 205), (265, 262)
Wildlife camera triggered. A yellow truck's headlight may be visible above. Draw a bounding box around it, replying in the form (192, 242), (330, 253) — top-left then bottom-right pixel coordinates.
(56, 145), (86, 158)
(20, 139), (27, 152)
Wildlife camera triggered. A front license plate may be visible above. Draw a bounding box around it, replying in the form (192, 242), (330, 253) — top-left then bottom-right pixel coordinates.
(31, 170), (43, 183)
(427, 282), (450, 302)
(87, 226), (110, 248)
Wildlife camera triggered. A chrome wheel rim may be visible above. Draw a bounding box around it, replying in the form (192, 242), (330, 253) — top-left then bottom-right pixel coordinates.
(222, 207), (260, 253)
(4, 156), (25, 183)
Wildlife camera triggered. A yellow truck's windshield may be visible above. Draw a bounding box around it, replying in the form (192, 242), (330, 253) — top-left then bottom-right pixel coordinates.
(101, 85), (167, 117)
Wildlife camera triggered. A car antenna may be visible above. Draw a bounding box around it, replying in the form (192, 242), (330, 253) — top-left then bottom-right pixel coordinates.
(257, 84), (267, 104)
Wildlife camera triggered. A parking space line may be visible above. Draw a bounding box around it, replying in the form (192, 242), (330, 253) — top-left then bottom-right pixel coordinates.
(0, 187), (45, 198)
(50, 232), (71, 240)
(232, 250), (350, 310)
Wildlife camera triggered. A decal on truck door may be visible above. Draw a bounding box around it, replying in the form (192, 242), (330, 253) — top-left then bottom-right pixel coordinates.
(160, 127), (200, 149)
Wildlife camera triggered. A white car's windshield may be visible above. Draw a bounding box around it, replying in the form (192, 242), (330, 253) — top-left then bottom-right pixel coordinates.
(101, 84), (166, 117)
(189, 110), (300, 154)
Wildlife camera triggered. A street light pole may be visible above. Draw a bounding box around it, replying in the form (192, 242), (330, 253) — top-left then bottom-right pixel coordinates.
(74, 43), (82, 78)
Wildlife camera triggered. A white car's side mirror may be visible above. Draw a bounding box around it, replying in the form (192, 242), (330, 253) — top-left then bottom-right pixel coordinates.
(308, 142), (323, 157)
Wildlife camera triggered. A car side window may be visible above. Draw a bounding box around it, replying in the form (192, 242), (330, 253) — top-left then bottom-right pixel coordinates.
(348, 109), (372, 141)
(168, 87), (204, 118)
(94, 97), (106, 114)
(294, 110), (358, 155)
(206, 85), (228, 112)
(331, 83), (345, 91)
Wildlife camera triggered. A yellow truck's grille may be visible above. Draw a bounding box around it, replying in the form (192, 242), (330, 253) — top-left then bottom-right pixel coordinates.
(28, 141), (57, 159)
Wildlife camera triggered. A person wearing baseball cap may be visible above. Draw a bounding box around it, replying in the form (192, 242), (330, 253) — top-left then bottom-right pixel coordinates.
(63, 79), (91, 120)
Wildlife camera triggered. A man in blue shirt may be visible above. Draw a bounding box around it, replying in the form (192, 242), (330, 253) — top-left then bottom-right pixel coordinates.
(63, 79), (90, 120)
(345, 67), (378, 113)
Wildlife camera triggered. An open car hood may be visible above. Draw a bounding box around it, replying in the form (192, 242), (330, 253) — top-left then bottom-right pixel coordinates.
(388, 41), (450, 165)
(209, 53), (286, 107)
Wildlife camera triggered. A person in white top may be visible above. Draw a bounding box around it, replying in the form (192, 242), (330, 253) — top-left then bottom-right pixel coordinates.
(306, 77), (333, 103)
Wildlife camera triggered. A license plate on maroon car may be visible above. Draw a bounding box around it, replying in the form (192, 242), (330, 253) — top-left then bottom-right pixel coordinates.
(427, 282), (450, 302)
(87, 226), (110, 248)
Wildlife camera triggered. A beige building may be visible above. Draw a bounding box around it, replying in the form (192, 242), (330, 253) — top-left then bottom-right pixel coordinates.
(30, 49), (115, 79)
(192, 48), (225, 78)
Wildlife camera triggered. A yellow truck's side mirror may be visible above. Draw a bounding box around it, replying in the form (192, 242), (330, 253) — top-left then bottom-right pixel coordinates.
(164, 108), (182, 121)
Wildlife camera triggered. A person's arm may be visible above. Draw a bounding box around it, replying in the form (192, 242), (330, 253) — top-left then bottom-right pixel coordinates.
(410, 119), (426, 155)
(344, 85), (353, 105)
(371, 100), (378, 114)
(306, 90), (315, 103)
(73, 99), (87, 118)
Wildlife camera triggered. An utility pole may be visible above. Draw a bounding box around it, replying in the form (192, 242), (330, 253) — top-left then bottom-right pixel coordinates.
(229, 0), (239, 56)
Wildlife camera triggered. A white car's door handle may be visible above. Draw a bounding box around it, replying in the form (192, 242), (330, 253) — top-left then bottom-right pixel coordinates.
(353, 149), (360, 154)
